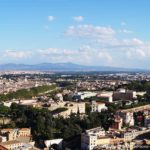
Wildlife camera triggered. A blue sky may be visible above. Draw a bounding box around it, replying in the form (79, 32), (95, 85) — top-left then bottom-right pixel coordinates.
(0, 0), (150, 68)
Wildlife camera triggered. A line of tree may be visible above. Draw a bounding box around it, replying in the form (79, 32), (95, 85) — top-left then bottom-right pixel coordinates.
(0, 85), (56, 101)
(127, 80), (150, 92)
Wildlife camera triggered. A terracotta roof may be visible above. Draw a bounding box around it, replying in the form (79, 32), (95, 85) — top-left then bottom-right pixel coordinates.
(20, 128), (30, 131)
(0, 145), (8, 150)
(1, 140), (21, 145)
(96, 102), (105, 104)
(1, 129), (13, 132)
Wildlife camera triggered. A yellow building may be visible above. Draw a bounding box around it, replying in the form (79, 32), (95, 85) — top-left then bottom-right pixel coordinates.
(0, 128), (31, 141)
(0, 140), (23, 150)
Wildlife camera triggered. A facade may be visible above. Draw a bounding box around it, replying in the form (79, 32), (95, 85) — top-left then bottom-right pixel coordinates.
(0, 140), (23, 150)
(91, 101), (107, 112)
(144, 115), (150, 127)
(113, 89), (133, 101)
(0, 128), (31, 141)
(81, 127), (107, 150)
(0, 136), (7, 142)
(116, 111), (134, 127)
(121, 130), (138, 141)
(0, 140), (38, 150)
(72, 91), (97, 100)
(54, 93), (63, 102)
(97, 91), (113, 102)
(54, 102), (85, 118)
(111, 116), (123, 130)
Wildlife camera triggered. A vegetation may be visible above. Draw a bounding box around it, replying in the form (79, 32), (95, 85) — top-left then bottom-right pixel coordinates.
(0, 104), (11, 115)
(1, 103), (114, 141)
(127, 80), (150, 91)
(0, 85), (56, 101)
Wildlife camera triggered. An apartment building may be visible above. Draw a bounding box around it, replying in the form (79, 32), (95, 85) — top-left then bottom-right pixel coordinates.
(0, 140), (39, 150)
(0, 128), (31, 141)
(116, 111), (134, 127)
(81, 127), (108, 150)
(91, 101), (107, 112)
(111, 116), (123, 130)
(121, 130), (138, 141)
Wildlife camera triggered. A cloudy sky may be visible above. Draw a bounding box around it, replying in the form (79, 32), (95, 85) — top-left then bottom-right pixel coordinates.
(0, 0), (150, 69)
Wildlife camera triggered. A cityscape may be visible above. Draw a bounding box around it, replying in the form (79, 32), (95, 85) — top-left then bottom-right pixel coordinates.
(0, 0), (150, 150)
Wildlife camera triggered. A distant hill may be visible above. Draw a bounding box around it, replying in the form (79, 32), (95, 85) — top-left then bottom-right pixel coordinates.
(0, 63), (147, 72)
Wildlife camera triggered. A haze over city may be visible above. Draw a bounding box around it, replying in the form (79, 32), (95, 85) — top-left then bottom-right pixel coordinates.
(0, 0), (150, 69)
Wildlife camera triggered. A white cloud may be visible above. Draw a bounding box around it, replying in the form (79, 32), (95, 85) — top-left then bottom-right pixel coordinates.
(2, 23), (150, 68)
(38, 46), (113, 65)
(119, 29), (133, 34)
(65, 24), (150, 66)
(98, 52), (113, 62)
(3, 50), (32, 59)
(73, 16), (84, 22)
(48, 16), (55, 21)
(65, 25), (115, 40)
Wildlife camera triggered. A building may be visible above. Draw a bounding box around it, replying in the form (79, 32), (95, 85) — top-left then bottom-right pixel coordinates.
(53, 102), (85, 118)
(0, 140), (39, 150)
(0, 136), (7, 142)
(144, 115), (150, 127)
(91, 101), (107, 112)
(72, 91), (97, 101)
(111, 116), (123, 130)
(116, 111), (134, 127)
(121, 130), (138, 141)
(0, 140), (23, 150)
(97, 91), (113, 102)
(54, 93), (63, 102)
(0, 128), (31, 141)
(133, 91), (146, 98)
(113, 89), (133, 101)
(81, 127), (108, 150)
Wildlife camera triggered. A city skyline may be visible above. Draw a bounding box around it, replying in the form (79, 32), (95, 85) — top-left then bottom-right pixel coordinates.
(0, 0), (150, 69)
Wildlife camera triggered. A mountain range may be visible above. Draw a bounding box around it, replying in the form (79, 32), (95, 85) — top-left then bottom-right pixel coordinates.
(0, 63), (148, 72)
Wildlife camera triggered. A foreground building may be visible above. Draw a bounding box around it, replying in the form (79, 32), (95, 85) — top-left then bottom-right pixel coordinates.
(0, 128), (31, 141)
(0, 140), (39, 150)
(0, 128), (40, 150)
(81, 127), (108, 150)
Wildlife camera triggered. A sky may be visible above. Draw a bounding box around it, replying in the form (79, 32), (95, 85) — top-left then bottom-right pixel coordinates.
(0, 0), (150, 69)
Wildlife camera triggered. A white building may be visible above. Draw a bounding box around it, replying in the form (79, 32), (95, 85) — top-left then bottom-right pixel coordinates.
(72, 91), (97, 100)
(133, 91), (146, 98)
(53, 102), (85, 118)
(81, 127), (107, 150)
(116, 111), (134, 127)
(121, 130), (138, 141)
(0, 140), (39, 150)
(97, 91), (113, 102)
(0, 135), (7, 142)
(91, 101), (107, 112)
(54, 93), (63, 102)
